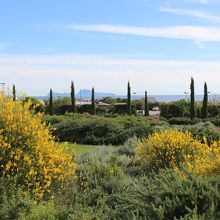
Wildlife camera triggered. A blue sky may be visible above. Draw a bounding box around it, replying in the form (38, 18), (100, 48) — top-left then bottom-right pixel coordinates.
(1, 0), (220, 95)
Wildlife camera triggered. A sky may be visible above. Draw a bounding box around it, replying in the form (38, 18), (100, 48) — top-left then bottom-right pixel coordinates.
(0, 0), (220, 96)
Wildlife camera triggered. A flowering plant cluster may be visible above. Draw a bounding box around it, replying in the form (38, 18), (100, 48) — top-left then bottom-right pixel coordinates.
(0, 96), (76, 198)
(136, 129), (220, 175)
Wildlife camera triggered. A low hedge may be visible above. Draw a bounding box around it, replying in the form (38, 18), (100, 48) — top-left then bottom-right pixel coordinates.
(45, 114), (156, 145)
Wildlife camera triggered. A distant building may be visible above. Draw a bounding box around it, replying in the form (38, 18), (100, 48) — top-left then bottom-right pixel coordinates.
(75, 100), (91, 106)
(152, 106), (160, 111)
(136, 110), (145, 116)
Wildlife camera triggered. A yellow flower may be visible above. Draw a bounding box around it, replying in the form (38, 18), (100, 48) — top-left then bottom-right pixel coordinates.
(0, 95), (77, 199)
(136, 129), (220, 176)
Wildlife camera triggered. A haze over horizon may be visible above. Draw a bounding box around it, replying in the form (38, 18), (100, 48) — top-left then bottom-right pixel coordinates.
(0, 0), (220, 96)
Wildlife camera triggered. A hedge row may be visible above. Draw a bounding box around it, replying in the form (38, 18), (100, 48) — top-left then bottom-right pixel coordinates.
(45, 114), (163, 145)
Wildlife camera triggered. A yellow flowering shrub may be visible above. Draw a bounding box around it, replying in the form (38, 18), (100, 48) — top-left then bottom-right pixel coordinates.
(0, 96), (76, 198)
(136, 130), (220, 175)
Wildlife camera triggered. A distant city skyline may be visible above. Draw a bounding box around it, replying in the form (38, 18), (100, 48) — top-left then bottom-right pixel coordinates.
(0, 0), (220, 95)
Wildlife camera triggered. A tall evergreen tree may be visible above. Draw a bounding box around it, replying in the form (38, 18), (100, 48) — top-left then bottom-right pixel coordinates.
(12, 84), (16, 101)
(49, 88), (53, 115)
(71, 81), (76, 113)
(91, 87), (95, 115)
(144, 90), (149, 117)
(127, 81), (131, 115)
(190, 77), (196, 120)
(202, 82), (208, 119)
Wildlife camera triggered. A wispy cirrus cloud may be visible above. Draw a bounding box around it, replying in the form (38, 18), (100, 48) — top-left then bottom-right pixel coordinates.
(67, 24), (220, 43)
(160, 7), (220, 24)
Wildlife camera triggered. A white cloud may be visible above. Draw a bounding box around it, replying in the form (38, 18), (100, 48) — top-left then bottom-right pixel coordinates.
(0, 54), (220, 96)
(67, 24), (220, 43)
(160, 7), (220, 24)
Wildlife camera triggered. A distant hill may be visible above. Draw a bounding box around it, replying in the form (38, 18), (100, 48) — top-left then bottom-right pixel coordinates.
(42, 89), (117, 100)
(76, 89), (116, 99)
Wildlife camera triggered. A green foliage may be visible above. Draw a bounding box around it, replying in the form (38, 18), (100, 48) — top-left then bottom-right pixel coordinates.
(113, 170), (220, 219)
(209, 117), (220, 127)
(145, 91), (149, 117)
(168, 117), (201, 125)
(71, 81), (76, 113)
(202, 82), (208, 119)
(184, 121), (220, 143)
(208, 104), (220, 118)
(91, 87), (95, 115)
(190, 77), (196, 120)
(117, 136), (137, 156)
(12, 84), (16, 101)
(127, 81), (131, 115)
(0, 178), (29, 219)
(46, 114), (157, 145)
(49, 88), (53, 115)
(160, 100), (190, 119)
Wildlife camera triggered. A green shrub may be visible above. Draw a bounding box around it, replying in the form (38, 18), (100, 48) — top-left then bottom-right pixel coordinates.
(160, 100), (190, 119)
(111, 170), (220, 219)
(185, 121), (220, 143)
(208, 104), (220, 118)
(168, 117), (197, 125)
(0, 177), (31, 220)
(46, 114), (157, 145)
(209, 117), (220, 127)
(118, 136), (137, 156)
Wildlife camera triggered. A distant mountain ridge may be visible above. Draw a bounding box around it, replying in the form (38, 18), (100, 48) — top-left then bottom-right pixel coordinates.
(49, 89), (116, 100)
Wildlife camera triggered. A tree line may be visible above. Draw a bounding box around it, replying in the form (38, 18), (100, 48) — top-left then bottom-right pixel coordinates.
(11, 78), (209, 119)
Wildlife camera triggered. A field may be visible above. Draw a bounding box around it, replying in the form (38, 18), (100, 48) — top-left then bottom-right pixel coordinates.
(67, 143), (119, 154)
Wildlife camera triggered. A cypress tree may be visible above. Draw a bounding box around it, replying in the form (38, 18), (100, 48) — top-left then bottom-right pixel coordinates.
(144, 91), (149, 117)
(49, 88), (53, 115)
(190, 77), (196, 120)
(91, 87), (95, 115)
(202, 82), (208, 119)
(71, 81), (76, 113)
(127, 81), (131, 115)
(13, 84), (16, 101)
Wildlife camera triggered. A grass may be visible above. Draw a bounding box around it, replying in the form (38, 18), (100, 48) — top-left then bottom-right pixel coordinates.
(64, 143), (119, 155)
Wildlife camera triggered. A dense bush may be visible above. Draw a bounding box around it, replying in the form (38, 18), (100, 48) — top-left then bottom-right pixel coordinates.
(160, 100), (190, 119)
(113, 170), (220, 219)
(209, 117), (220, 127)
(184, 121), (220, 144)
(168, 117), (200, 125)
(208, 104), (220, 117)
(45, 114), (160, 145)
(0, 97), (76, 199)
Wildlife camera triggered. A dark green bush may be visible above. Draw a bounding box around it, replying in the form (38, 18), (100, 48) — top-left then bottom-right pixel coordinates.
(160, 100), (190, 119)
(168, 117), (197, 125)
(209, 117), (220, 127)
(208, 104), (220, 118)
(46, 114), (157, 145)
